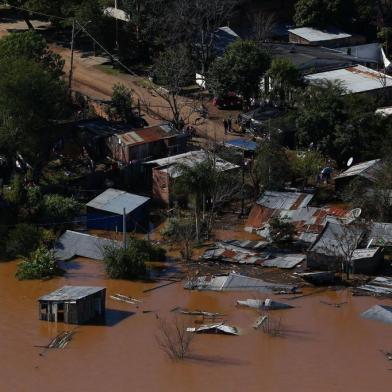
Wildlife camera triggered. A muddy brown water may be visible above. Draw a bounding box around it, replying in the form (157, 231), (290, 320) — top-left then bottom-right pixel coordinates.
(0, 258), (391, 392)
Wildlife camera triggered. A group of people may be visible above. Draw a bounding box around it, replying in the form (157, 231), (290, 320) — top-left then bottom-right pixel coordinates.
(223, 115), (233, 134)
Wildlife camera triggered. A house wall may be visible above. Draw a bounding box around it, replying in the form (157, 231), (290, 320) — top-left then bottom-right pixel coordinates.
(352, 252), (383, 275)
(306, 252), (341, 271)
(152, 168), (171, 205)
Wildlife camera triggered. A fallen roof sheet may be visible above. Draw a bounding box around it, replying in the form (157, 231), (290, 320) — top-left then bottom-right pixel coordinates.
(187, 322), (239, 335)
(288, 27), (351, 42)
(305, 66), (392, 94)
(39, 286), (105, 302)
(361, 305), (392, 325)
(352, 247), (381, 260)
(86, 188), (150, 215)
(256, 191), (314, 210)
(54, 230), (121, 261)
(225, 139), (257, 151)
(335, 159), (381, 180)
(263, 254), (305, 269)
(237, 298), (293, 310)
(185, 272), (293, 293)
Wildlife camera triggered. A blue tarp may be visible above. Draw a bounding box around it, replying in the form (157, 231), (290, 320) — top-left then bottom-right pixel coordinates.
(226, 139), (257, 151)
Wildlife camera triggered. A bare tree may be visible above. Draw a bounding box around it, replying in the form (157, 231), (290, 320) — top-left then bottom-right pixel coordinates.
(252, 11), (276, 46)
(156, 317), (194, 360)
(174, 0), (238, 75)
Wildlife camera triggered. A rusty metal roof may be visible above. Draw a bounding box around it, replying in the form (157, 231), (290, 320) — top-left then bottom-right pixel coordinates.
(118, 124), (177, 146)
(256, 191), (314, 210)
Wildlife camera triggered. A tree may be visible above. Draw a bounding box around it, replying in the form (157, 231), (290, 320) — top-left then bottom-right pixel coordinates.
(6, 223), (43, 258)
(3, 174), (26, 207)
(266, 58), (302, 107)
(0, 31), (64, 78)
(108, 83), (134, 122)
(152, 45), (194, 128)
(269, 216), (297, 243)
(0, 58), (68, 180)
(293, 0), (351, 28)
(250, 140), (292, 193)
(208, 40), (270, 102)
(15, 245), (64, 280)
(290, 150), (326, 186)
(252, 10), (277, 44)
(40, 194), (81, 223)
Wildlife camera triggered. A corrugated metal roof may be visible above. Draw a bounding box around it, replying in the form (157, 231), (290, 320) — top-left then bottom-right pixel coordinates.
(86, 188), (150, 215)
(361, 305), (392, 324)
(257, 191), (314, 210)
(289, 27), (351, 42)
(118, 124), (177, 146)
(305, 66), (392, 94)
(103, 7), (130, 22)
(368, 222), (392, 246)
(39, 286), (105, 302)
(54, 230), (121, 261)
(186, 272), (292, 292)
(225, 139), (257, 151)
(263, 254), (305, 269)
(376, 107), (392, 116)
(147, 150), (239, 178)
(335, 159), (381, 180)
(352, 247), (380, 260)
(213, 26), (240, 55)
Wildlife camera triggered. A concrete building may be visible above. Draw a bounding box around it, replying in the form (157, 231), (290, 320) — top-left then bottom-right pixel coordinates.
(86, 188), (150, 231)
(38, 286), (106, 324)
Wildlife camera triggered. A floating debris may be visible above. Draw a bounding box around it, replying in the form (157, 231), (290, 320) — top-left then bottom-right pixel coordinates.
(110, 294), (142, 305)
(179, 309), (224, 318)
(186, 322), (239, 336)
(380, 350), (392, 361)
(237, 298), (294, 310)
(354, 277), (392, 297)
(320, 300), (347, 308)
(253, 315), (268, 330)
(295, 271), (335, 285)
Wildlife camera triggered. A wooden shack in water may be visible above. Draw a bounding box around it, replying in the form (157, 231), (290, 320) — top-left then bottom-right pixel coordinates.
(38, 286), (106, 324)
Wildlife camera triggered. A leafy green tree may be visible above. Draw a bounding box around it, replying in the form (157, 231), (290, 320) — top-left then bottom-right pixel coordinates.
(208, 40), (270, 102)
(269, 216), (297, 243)
(266, 58), (302, 107)
(40, 194), (81, 223)
(0, 58), (68, 180)
(15, 245), (63, 280)
(0, 31), (64, 78)
(4, 174), (26, 206)
(293, 0), (350, 28)
(6, 223), (43, 258)
(250, 141), (292, 193)
(108, 83), (133, 122)
(103, 243), (147, 280)
(290, 150), (326, 186)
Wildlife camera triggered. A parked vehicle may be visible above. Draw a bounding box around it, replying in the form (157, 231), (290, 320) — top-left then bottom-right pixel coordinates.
(212, 93), (243, 110)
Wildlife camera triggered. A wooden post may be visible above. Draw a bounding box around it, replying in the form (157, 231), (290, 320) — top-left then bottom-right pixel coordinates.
(123, 207), (127, 248)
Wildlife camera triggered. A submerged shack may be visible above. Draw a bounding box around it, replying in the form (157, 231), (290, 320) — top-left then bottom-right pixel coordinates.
(38, 286), (106, 324)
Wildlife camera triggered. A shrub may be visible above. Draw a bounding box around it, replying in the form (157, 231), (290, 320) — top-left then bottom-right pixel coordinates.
(269, 216), (296, 243)
(15, 246), (64, 280)
(128, 236), (166, 262)
(103, 244), (147, 280)
(6, 223), (43, 258)
(41, 194), (81, 223)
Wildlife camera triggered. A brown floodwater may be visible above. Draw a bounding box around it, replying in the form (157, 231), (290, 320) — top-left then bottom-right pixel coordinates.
(0, 258), (391, 392)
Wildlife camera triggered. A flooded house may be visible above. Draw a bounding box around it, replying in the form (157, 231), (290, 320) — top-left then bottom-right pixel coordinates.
(38, 286), (106, 324)
(86, 188), (150, 231)
(145, 150), (239, 205)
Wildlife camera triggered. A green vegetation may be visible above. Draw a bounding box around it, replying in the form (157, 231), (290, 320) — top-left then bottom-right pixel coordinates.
(269, 216), (297, 243)
(103, 237), (165, 280)
(15, 246), (64, 280)
(107, 83), (134, 122)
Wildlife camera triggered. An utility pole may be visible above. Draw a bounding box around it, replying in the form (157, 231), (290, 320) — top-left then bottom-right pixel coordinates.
(115, 0), (119, 51)
(122, 207), (127, 248)
(241, 149), (245, 216)
(68, 19), (76, 95)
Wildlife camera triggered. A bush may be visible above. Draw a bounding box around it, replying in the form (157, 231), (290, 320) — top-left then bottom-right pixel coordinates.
(40, 194), (81, 223)
(5, 223), (56, 259)
(103, 244), (147, 280)
(128, 236), (166, 262)
(269, 216), (296, 243)
(15, 246), (64, 280)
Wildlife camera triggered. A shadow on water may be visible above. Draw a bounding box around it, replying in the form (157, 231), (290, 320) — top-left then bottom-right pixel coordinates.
(87, 309), (135, 327)
(186, 354), (250, 367)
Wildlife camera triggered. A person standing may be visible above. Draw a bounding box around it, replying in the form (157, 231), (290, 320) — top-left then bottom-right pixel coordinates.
(223, 119), (228, 134)
(227, 115), (232, 132)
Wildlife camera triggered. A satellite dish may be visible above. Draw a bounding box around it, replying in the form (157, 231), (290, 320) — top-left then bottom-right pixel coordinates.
(347, 157), (354, 167)
(347, 208), (362, 220)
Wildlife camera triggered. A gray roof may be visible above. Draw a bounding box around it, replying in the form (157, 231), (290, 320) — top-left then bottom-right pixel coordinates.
(335, 159), (381, 181)
(352, 247), (381, 260)
(361, 305), (392, 325)
(288, 27), (351, 42)
(54, 230), (121, 261)
(335, 43), (382, 63)
(305, 66), (392, 94)
(86, 188), (150, 215)
(185, 272), (292, 292)
(39, 286), (105, 302)
(263, 254), (305, 269)
(213, 26), (239, 55)
(309, 222), (366, 257)
(257, 191), (314, 210)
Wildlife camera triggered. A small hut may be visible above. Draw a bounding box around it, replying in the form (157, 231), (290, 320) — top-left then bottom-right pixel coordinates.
(38, 286), (106, 324)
